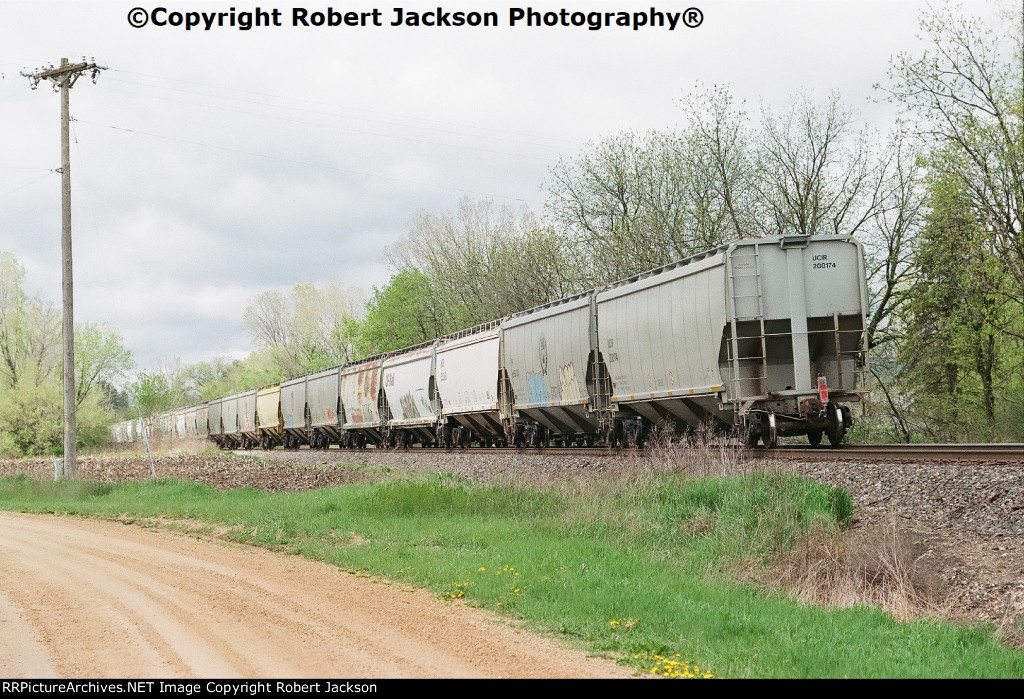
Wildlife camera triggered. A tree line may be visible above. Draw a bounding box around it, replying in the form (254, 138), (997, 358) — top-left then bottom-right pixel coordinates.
(2, 2), (1021, 453)
(0, 252), (132, 455)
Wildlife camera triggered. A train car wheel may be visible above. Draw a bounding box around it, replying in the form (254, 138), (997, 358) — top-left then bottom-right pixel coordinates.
(808, 430), (823, 447)
(825, 403), (845, 447)
(762, 411), (778, 449)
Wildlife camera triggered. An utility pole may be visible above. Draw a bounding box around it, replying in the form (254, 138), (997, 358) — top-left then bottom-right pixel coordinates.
(22, 58), (106, 480)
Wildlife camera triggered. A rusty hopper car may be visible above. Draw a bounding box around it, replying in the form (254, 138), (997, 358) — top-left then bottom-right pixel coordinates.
(339, 357), (385, 446)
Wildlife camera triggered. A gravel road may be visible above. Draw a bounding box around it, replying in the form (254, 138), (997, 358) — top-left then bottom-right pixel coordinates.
(0, 510), (634, 679)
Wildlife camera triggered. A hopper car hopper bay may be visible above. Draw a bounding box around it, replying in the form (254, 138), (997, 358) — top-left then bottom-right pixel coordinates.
(112, 234), (870, 451)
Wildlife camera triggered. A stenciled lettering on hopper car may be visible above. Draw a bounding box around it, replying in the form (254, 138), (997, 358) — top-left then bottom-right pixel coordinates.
(811, 254), (837, 269)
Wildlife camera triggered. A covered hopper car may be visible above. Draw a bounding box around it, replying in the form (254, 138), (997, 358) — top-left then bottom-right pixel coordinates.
(113, 234), (869, 450)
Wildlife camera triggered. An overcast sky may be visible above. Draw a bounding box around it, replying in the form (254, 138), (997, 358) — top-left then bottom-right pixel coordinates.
(0, 0), (1009, 374)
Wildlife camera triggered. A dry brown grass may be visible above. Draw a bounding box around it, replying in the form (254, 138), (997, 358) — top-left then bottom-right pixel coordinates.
(641, 424), (950, 622)
(644, 421), (768, 477)
(766, 517), (950, 622)
(104, 435), (213, 457)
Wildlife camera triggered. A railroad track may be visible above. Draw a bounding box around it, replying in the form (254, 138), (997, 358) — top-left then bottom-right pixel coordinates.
(243, 442), (1024, 463)
(764, 442), (1024, 463)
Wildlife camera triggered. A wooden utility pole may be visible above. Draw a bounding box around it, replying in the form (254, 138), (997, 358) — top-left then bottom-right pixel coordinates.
(22, 58), (105, 479)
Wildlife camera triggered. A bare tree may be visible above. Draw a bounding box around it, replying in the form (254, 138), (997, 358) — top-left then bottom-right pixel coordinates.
(862, 131), (927, 349)
(243, 290), (290, 348)
(881, 2), (1024, 307)
(544, 132), (681, 282)
(752, 90), (882, 238)
(386, 197), (548, 325)
(243, 282), (363, 375)
(675, 83), (756, 245)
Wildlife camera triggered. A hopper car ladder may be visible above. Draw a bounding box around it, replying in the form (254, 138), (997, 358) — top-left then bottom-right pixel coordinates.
(726, 245), (768, 403)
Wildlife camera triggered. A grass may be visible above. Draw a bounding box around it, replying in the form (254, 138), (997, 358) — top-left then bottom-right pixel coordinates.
(0, 467), (1022, 678)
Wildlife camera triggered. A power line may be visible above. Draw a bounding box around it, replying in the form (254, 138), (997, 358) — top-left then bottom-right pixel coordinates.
(107, 67), (580, 149)
(75, 118), (540, 206)
(93, 83), (559, 163)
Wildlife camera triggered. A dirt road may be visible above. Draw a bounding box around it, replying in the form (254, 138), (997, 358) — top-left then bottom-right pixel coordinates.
(0, 512), (635, 679)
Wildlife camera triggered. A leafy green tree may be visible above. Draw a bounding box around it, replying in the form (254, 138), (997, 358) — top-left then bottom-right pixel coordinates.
(191, 351), (285, 402)
(74, 322), (133, 407)
(898, 172), (1022, 440)
(0, 252), (61, 390)
(349, 268), (443, 356)
(0, 252), (132, 454)
(0, 380), (62, 455)
(128, 371), (177, 418)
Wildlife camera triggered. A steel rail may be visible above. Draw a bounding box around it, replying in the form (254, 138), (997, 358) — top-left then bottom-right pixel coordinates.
(246, 442), (1023, 463)
(762, 443), (1024, 462)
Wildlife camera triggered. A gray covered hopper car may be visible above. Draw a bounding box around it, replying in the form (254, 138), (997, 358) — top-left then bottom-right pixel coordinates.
(117, 234), (868, 451)
(207, 396), (224, 447)
(280, 374), (310, 449)
(381, 343), (440, 446)
(435, 324), (507, 446)
(595, 234), (868, 446)
(501, 292), (603, 447)
(220, 393), (240, 449)
(306, 367), (342, 448)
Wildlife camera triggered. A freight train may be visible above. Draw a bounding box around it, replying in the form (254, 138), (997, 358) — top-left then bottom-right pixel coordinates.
(110, 234), (870, 450)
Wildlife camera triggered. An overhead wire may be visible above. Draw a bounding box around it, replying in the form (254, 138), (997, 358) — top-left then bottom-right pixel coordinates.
(107, 67), (580, 150)
(69, 118), (125, 332)
(94, 81), (560, 163)
(0, 170), (52, 202)
(75, 118), (541, 206)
